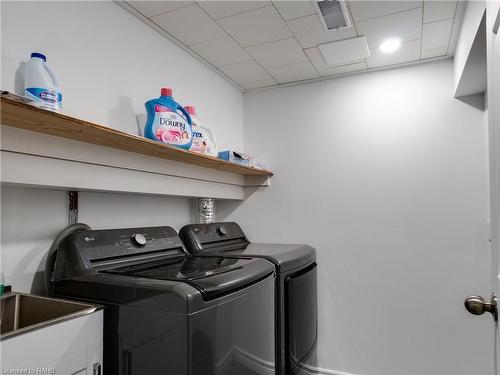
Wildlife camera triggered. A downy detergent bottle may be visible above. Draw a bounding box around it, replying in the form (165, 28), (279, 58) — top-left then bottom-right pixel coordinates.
(144, 88), (192, 150)
(24, 52), (62, 112)
(184, 106), (218, 157)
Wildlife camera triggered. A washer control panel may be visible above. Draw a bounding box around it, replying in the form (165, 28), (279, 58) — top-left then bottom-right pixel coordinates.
(64, 226), (185, 265)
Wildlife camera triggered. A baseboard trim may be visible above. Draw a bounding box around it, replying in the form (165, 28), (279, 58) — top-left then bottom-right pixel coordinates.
(298, 363), (358, 375)
(216, 346), (356, 375)
(216, 346), (274, 375)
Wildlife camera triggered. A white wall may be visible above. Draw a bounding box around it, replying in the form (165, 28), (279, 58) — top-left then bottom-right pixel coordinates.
(0, 1), (243, 292)
(0, 1), (243, 148)
(454, 0), (487, 95)
(220, 59), (493, 375)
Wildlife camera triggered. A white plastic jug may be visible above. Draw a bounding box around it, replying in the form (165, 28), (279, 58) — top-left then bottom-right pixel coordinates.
(184, 106), (218, 157)
(25, 52), (62, 112)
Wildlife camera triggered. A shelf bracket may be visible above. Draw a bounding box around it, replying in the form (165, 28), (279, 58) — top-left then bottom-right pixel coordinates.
(68, 191), (78, 225)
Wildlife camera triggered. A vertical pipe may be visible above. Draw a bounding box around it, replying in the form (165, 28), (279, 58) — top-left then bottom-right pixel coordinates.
(197, 197), (215, 223)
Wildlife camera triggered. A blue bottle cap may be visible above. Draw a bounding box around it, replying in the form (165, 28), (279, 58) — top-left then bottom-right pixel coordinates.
(31, 52), (46, 62)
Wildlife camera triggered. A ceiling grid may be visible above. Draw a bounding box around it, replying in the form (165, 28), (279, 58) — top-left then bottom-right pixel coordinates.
(123, 0), (462, 91)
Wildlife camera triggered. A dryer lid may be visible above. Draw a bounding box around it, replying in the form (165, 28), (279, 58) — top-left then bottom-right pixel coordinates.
(180, 222), (316, 272)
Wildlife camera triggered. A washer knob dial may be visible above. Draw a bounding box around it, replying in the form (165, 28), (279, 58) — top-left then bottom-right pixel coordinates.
(131, 233), (147, 247)
(217, 226), (228, 236)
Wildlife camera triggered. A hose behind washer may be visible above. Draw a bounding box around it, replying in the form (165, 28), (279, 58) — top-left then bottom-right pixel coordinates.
(44, 223), (91, 296)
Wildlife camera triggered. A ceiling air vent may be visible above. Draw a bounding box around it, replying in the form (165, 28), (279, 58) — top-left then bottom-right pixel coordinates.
(314, 0), (351, 31)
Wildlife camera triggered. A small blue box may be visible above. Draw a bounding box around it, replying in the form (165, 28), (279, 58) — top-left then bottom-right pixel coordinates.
(218, 150), (250, 166)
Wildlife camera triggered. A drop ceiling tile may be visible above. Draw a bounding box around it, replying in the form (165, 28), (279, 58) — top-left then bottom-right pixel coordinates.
(273, 1), (317, 20)
(348, 1), (422, 21)
(287, 14), (357, 48)
(240, 78), (278, 90)
(197, 1), (269, 20)
(356, 7), (423, 48)
(423, 1), (457, 23)
(320, 61), (368, 76)
(190, 37), (252, 67)
(305, 46), (364, 70)
(318, 36), (370, 66)
(151, 4), (227, 45)
(421, 18), (454, 50)
(268, 61), (320, 83)
(126, 1), (193, 17)
(421, 46), (448, 59)
(366, 39), (421, 68)
(304, 47), (326, 69)
(219, 60), (272, 83)
(217, 6), (292, 47)
(246, 38), (308, 68)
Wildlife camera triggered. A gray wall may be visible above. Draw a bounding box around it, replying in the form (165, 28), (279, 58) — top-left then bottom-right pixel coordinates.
(221, 59), (493, 375)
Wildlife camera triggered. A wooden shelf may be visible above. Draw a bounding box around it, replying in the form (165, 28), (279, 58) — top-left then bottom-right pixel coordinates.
(0, 97), (272, 177)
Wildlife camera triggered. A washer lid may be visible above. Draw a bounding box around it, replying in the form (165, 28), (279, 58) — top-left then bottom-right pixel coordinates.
(103, 256), (274, 301)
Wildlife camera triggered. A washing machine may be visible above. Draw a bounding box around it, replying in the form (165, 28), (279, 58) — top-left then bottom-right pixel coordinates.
(47, 225), (276, 375)
(179, 222), (317, 375)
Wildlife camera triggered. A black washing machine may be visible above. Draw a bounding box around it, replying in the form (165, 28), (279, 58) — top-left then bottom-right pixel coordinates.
(180, 222), (317, 375)
(47, 225), (276, 375)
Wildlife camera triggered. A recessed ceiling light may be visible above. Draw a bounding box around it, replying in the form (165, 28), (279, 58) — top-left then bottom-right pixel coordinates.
(379, 38), (402, 53)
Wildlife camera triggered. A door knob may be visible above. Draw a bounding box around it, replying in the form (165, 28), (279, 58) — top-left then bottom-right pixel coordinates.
(464, 293), (498, 321)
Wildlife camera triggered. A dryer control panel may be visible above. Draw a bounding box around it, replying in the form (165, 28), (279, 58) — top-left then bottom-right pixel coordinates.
(179, 222), (249, 253)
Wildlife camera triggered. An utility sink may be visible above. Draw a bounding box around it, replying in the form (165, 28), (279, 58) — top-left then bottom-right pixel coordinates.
(0, 292), (97, 339)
